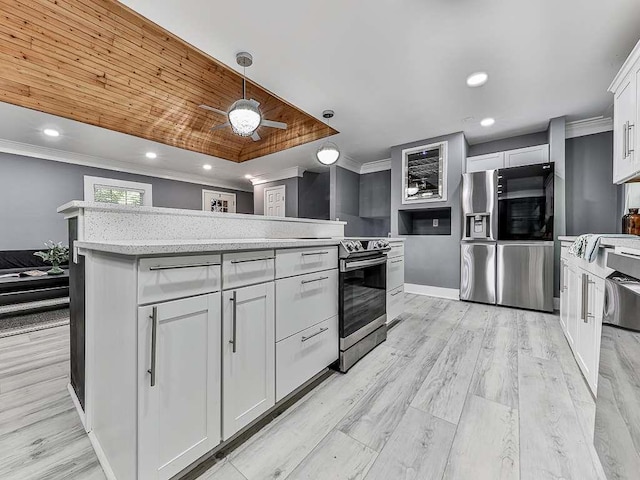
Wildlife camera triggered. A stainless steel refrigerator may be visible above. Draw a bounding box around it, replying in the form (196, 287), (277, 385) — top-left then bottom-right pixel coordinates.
(460, 164), (554, 312)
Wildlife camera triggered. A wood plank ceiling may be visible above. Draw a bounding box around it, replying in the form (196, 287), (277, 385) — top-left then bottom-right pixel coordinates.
(0, 0), (338, 162)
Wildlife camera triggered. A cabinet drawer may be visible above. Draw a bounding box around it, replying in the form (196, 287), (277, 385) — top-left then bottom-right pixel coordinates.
(276, 269), (338, 341)
(388, 242), (404, 259)
(387, 285), (404, 323)
(387, 256), (405, 291)
(138, 255), (221, 305)
(222, 250), (275, 290)
(275, 247), (338, 279)
(276, 316), (338, 402)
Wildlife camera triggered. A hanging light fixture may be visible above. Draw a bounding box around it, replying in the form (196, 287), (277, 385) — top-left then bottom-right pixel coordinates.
(228, 53), (261, 137)
(316, 110), (340, 165)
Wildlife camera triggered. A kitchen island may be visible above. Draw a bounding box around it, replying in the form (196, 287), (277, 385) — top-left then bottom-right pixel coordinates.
(58, 202), (348, 480)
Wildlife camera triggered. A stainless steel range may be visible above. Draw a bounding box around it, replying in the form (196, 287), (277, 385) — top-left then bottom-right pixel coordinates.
(336, 238), (390, 372)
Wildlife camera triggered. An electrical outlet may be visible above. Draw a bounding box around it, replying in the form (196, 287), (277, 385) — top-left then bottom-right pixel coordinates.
(433, 218), (439, 227)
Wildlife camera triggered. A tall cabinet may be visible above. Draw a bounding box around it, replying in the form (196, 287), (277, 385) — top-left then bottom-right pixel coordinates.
(610, 38), (640, 183)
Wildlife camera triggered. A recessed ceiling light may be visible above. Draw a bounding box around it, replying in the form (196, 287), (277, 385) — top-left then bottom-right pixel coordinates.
(466, 72), (488, 87)
(43, 128), (60, 137)
(145, 152), (157, 159)
(480, 117), (495, 127)
(244, 174), (252, 179)
(203, 164), (212, 170)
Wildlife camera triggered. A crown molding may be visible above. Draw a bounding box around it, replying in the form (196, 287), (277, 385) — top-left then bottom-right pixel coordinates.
(565, 116), (613, 139)
(0, 139), (253, 192)
(250, 166), (305, 185)
(336, 155), (361, 174)
(360, 158), (391, 174)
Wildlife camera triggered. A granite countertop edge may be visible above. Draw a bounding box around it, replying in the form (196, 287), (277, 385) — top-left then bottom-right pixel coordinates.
(558, 235), (640, 249)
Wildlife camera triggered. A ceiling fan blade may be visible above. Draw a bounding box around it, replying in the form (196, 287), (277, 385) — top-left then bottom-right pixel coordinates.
(251, 131), (261, 141)
(199, 104), (227, 116)
(210, 122), (230, 132)
(261, 119), (288, 130)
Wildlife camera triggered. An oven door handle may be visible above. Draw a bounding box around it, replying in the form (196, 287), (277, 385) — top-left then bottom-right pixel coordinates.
(342, 256), (387, 271)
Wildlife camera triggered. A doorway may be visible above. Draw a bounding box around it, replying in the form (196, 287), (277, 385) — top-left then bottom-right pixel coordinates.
(264, 185), (286, 217)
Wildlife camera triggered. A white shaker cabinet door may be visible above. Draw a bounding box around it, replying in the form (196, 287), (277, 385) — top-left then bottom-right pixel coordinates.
(222, 282), (275, 440)
(613, 72), (637, 183)
(575, 274), (604, 393)
(466, 152), (505, 173)
(138, 293), (221, 480)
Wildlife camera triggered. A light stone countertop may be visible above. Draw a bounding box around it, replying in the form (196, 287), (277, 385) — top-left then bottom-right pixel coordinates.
(558, 235), (640, 250)
(74, 238), (350, 256)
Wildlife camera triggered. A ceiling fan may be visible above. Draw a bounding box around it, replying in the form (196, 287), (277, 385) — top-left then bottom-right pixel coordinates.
(199, 52), (287, 142)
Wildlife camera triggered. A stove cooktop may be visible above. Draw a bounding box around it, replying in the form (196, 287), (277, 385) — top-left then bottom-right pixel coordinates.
(339, 238), (391, 258)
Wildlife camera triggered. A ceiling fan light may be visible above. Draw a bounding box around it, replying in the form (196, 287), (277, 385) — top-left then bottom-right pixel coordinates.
(316, 142), (340, 165)
(228, 99), (261, 136)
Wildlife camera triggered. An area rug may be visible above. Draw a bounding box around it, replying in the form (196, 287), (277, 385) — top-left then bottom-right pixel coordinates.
(0, 305), (70, 337)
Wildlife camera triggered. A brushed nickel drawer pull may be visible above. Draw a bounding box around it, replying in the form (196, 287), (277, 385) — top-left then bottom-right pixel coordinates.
(230, 257), (274, 264)
(301, 276), (329, 285)
(148, 306), (158, 387)
(301, 251), (330, 256)
(391, 290), (402, 296)
(391, 259), (403, 264)
(149, 262), (220, 271)
(301, 327), (329, 342)
(229, 292), (237, 353)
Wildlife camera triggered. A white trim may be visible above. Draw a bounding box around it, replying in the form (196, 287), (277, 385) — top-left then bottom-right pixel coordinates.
(401, 141), (448, 204)
(67, 383), (88, 432)
(84, 175), (153, 206)
(609, 38), (640, 93)
(263, 184), (286, 217)
(0, 138), (252, 192)
(360, 158), (391, 174)
(565, 117), (613, 139)
(202, 189), (237, 213)
(404, 283), (460, 300)
(88, 431), (117, 480)
(251, 167), (305, 185)
(336, 155), (361, 174)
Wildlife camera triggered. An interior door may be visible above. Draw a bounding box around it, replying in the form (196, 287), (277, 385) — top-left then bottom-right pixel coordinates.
(264, 185), (286, 217)
(222, 282), (275, 440)
(138, 293), (221, 480)
(460, 242), (496, 305)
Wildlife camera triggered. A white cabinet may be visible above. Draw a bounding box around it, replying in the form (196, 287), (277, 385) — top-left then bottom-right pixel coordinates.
(275, 247), (338, 279)
(504, 145), (549, 167)
(386, 241), (405, 323)
(466, 145), (549, 173)
(222, 282), (275, 440)
(609, 39), (640, 183)
(222, 250), (275, 290)
(138, 293), (221, 480)
(466, 152), (505, 173)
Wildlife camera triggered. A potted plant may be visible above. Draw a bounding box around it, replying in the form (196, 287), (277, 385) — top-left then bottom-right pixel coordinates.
(34, 241), (69, 275)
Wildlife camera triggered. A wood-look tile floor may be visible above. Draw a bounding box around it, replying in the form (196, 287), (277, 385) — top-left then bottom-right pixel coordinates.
(0, 295), (607, 480)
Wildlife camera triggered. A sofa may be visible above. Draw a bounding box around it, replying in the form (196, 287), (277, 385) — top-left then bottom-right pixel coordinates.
(0, 250), (69, 307)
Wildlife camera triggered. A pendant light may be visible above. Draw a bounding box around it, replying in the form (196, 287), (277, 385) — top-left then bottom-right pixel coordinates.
(316, 110), (340, 165)
(228, 53), (261, 137)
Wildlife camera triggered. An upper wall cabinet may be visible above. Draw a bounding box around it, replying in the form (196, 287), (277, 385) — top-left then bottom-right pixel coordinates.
(609, 39), (640, 184)
(466, 144), (549, 173)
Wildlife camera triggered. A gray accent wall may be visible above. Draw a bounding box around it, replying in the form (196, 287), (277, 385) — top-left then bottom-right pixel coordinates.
(253, 177), (299, 218)
(566, 132), (622, 235)
(391, 132), (467, 289)
(467, 131), (549, 157)
(0, 153), (253, 250)
(299, 172), (330, 220)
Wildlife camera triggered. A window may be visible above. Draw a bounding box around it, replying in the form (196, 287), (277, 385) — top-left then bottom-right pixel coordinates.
(84, 176), (152, 206)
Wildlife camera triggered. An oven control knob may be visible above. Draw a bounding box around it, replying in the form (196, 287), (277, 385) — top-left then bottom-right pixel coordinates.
(354, 241), (363, 251)
(345, 241), (354, 251)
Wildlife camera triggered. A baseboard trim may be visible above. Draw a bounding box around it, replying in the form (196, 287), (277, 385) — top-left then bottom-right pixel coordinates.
(405, 283), (460, 300)
(88, 431), (117, 480)
(67, 382), (87, 432)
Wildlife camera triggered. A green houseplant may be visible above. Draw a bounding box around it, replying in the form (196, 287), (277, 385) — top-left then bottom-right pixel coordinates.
(34, 241), (69, 275)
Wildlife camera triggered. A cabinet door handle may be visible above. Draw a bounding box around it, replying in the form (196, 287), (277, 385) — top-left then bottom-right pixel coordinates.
(301, 327), (329, 342)
(149, 262), (220, 271)
(581, 274), (587, 322)
(624, 122), (629, 158)
(391, 259), (403, 264)
(629, 122), (635, 154)
(301, 251), (330, 256)
(230, 257), (274, 264)
(229, 291), (237, 353)
(147, 306), (158, 387)
(391, 290), (402, 296)
(301, 276), (329, 285)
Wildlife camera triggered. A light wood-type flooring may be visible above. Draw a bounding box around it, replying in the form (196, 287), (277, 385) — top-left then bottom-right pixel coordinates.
(0, 295), (607, 480)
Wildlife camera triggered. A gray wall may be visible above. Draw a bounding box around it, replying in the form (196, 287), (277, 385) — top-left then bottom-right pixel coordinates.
(0, 153), (253, 250)
(566, 132), (622, 235)
(253, 177), (299, 217)
(391, 132), (467, 289)
(299, 172), (330, 220)
(467, 131), (548, 157)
